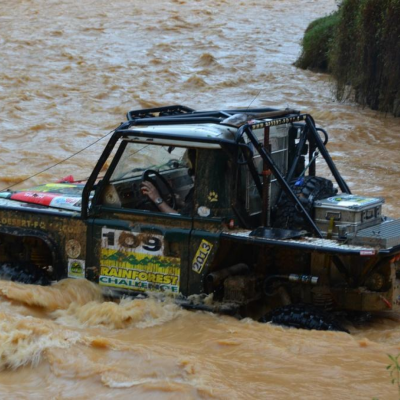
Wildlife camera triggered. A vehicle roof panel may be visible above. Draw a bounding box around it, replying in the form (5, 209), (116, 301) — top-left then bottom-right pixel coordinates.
(125, 123), (238, 141)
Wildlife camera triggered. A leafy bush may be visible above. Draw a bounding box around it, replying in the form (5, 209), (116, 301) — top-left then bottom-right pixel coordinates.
(295, 12), (340, 71)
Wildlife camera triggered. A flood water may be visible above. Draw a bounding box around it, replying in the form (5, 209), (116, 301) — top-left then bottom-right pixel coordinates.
(1, 0), (400, 398)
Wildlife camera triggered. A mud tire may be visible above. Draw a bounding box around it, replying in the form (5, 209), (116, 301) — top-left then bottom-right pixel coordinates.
(266, 303), (348, 333)
(0, 262), (51, 285)
(272, 176), (337, 230)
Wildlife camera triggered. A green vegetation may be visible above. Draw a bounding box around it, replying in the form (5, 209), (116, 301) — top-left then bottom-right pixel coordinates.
(295, 12), (340, 71)
(387, 353), (400, 398)
(296, 0), (400, 117)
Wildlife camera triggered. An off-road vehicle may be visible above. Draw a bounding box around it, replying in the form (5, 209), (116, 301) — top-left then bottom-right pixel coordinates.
(1, 105), (400, 331)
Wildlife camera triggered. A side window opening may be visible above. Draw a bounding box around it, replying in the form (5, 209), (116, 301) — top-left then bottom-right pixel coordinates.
(241, 126), (290, 216)
(100, 142), (195, 216)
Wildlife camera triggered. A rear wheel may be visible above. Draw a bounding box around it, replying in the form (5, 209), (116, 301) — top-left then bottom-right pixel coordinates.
(273, 176), (337, 230)
(262, 303), (348, 333)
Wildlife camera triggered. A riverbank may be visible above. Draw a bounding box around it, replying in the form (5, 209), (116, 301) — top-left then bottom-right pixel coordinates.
(296, 0), (400, 117)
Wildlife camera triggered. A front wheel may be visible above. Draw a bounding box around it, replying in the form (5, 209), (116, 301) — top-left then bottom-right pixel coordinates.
(0, 262), (51, 285)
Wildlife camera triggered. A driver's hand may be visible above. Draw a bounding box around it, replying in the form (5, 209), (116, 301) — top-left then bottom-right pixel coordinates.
(140, 181), (160, 202)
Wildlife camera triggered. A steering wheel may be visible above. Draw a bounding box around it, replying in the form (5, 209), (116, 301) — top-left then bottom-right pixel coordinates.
(140, 169), (176, 209)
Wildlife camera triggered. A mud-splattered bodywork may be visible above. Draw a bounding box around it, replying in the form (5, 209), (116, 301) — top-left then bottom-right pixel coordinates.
(1, 106), (400, 320)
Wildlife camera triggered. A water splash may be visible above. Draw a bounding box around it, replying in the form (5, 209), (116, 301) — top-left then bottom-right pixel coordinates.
(53, 295), (185, 329)
(0, 313), (80, 370)
(0, 279), (103, 311)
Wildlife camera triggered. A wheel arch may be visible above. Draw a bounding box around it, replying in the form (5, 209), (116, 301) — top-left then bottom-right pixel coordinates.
(0, 226), (63, 280)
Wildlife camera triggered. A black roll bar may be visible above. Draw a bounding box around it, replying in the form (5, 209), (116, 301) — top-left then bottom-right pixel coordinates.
(305, 115), (351, 194)
(286, 125), (309, 183)
(81, 133), (120, 219)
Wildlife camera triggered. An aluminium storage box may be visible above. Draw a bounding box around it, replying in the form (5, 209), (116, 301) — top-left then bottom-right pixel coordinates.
(314, 194), (384, 237)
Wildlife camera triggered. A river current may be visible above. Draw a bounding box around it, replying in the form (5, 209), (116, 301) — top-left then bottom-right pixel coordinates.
(1, 0), (400, 398)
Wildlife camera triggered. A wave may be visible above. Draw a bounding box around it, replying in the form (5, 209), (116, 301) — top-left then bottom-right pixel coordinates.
(195, 53), (219, 67)
(0, 279), (103, 311)
(53, 295), (184, 330)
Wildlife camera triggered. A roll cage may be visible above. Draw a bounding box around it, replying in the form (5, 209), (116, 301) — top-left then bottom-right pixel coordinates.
(82, 105), (351, 238)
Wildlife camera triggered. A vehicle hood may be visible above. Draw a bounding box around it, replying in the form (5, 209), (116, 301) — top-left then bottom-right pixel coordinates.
(0, 183), (84, 212)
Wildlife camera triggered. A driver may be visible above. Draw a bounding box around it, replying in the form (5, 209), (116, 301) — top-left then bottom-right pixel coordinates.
(140, 180), (178, 214)
(140, 149), (195, 215)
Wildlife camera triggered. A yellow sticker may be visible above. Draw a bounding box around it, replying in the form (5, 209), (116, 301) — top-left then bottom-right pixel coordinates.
(100, 247), (180, 293)
(68, 259), (85, 279)
(192, 239), (213, 274)
(207, 191), (218, 202)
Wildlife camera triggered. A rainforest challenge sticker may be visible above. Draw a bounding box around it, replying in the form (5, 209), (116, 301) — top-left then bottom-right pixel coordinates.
(99, 228), (180, 293)
(68, 259), (85, 279)
(192, 239), (213, 274)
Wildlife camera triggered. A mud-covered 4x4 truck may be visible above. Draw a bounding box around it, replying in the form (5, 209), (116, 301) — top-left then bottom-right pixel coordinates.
(1, 105), (400, 331)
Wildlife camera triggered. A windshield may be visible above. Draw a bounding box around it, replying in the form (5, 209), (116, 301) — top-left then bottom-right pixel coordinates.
(110, 142), (189, 182)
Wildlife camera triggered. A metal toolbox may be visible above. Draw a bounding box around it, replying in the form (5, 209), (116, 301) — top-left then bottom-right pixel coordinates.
(314, 194), (384, 237)
(349, 218), (400, 248)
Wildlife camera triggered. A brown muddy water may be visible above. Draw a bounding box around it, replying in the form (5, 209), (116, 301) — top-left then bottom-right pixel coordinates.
(1, 0), (400, 398)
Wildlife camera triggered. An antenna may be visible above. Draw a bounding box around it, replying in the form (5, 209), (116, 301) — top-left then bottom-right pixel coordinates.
(246, 89), (263, 111)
